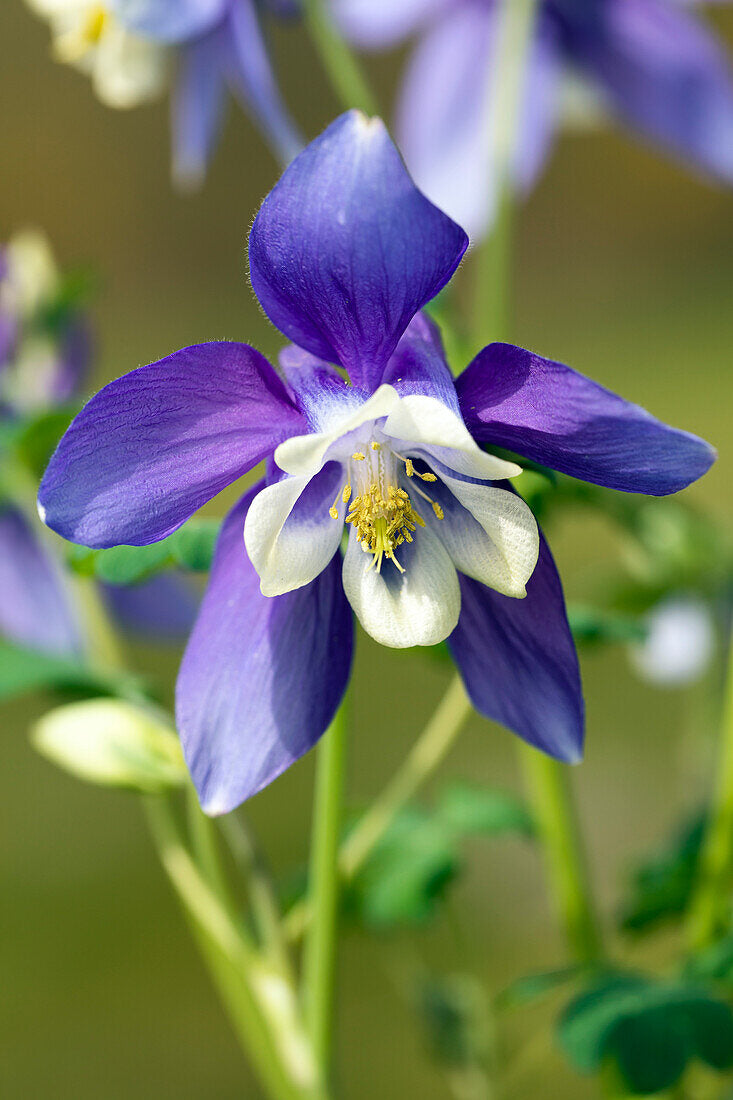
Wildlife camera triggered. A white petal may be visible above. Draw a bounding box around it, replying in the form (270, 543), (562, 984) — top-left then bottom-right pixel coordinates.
(92, 22), (167, 108)
(436, 476), (539, 597)
(244, 471), (343, 597)
(342, 524), (460, 648)
(274, 384), (400, 477)
(383, 394), (521, 480)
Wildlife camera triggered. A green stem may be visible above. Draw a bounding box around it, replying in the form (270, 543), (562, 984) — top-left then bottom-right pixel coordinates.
(284, 673), (472, 942)
(146, 794), (324, 1100)
(219, 812), (294, 980)
(302, 703), (349, 1083)
(340, 673), (471, 878)
(520, 750), (603, 965)
(687, 638), (733, 951)
(301, 0), (377, 116)
(471, 0), (540, 350)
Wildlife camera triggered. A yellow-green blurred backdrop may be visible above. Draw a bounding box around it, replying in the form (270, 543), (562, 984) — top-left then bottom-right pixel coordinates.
(1, 3), (732, 1096)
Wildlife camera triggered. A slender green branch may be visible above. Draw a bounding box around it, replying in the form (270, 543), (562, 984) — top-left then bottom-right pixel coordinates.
(472, 0), (541, 349)
(687, 638), (733, 950)
(219, 812), (294, 980)
(519, 750), (603, 965)
(302, 703), (349, 1082)
(301, 0), (377, 116)
(284, 673), (472, 941)
(340, 673), (472, 878)
(146, 794), (325, 1100)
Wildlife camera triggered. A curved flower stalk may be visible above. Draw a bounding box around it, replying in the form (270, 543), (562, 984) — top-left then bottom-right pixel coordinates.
(0, 230), (196, 656)
(38, 111), (715, 813)
(25, 0), (302, 184)
(335, 0), (733, 237)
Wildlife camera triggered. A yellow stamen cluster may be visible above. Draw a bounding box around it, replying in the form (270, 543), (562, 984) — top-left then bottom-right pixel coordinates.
(327, 443), (444, 573)
(346, 482), (425, 574)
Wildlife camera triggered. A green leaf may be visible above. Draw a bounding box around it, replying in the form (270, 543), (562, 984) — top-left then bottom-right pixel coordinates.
(66, 518), (221, 583)
(32, 698), (187, 792)
(168, 519), (219, 572)
(497, 966), (582, 1009)
(92, 541), (173, 585)
(348, 806), (459, 929)
(567, 604), (647, 648)
(0, 641), (141, 702)
(684, 936), (733, 989)
(418, 974), (491, 1069)
(437, 782), (535, 838)
(14, 407), (77, 478)
(558, 974), (733, 1094)
(619, 813), (705, 934)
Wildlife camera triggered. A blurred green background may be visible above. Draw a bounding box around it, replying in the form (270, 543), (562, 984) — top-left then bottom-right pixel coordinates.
(1, 3), (732, 1097)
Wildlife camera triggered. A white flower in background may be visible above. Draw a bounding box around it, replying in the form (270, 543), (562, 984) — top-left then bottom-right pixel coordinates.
(26, 1), (167, 108)
(630, 596), (716, 687)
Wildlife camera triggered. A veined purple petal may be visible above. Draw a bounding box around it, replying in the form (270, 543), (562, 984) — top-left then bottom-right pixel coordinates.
(458, 343), (715, 494)
(380, 312), (461, 417)
(223, 0), (303, 166)
(102, 573), (198, 640)
(449, 530), (584, 762)
(395, 2), (559, 239)
(0, 506), (82, 655)
(38, 342), (305, 548)
(249, 111), (468, 392)
(172, 30), (227, 188)
(177, 487), (353, 813)
(335, 0), (451, 48)
(110, 0), (228, 42)
(569, 0), (733, 182)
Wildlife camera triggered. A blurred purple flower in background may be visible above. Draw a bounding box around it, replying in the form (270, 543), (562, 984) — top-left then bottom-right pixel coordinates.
(0, 230), (196, 657)
(25, 0), (302, 185)
(37, 113), (715, 812)
(335, 0), (733, 237)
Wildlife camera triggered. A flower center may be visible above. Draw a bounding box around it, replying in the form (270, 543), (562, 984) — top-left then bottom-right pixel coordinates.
(329, 441), (443, 574)
(54, 5), (109, 64)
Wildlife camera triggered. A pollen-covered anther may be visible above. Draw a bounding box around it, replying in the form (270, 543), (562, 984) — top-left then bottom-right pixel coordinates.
(346, 478), (425, 575)
(352, 452), (366, 461)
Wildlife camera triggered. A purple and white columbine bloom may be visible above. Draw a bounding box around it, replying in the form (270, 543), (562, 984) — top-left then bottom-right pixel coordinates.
(26, 0), (301, 184)
(38, 112), (715, 813)
(0, 231), (195, 656)
(335, 0), (733, 237)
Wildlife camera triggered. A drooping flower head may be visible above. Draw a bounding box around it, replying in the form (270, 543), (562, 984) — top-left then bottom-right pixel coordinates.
(0, 230), (194, 656)
(335, 0), (733, 237)
(38, 112), (715, 812)
(25, 0), (302, 184)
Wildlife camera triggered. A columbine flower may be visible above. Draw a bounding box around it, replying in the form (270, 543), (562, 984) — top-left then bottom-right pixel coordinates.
(0, 230), (89, 412)
(38, 112), (715, 812)
(26, 0), (302, 184)
(335, 0), (733, 237)
(0, 230), (194, 655)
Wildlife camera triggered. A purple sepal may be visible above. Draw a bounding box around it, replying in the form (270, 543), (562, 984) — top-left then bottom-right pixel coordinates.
(222, 0), (303, 166)
(449, 528), (584, 762)
(249, 111), (468, 393)
(172, 30), (227, 188)
(570, 0), (733, 183)
(0, 506), (82, 656)
(38, 341), (305, 548)
(380, 312), (461, 416)
(176, 486), (353, 813)
(102, 572), (198, 640)
(457, 342), (715, 495)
